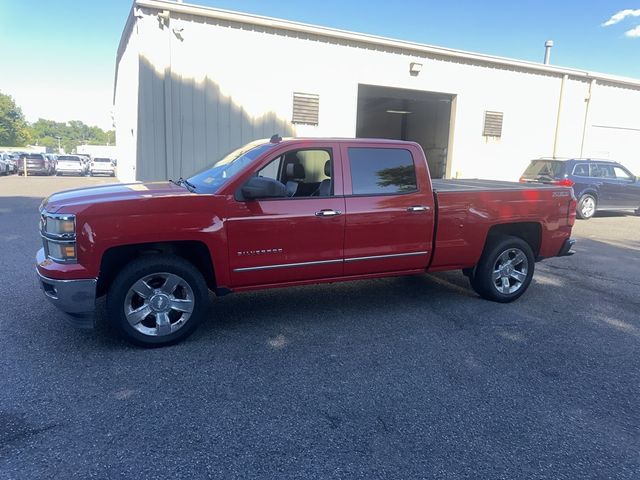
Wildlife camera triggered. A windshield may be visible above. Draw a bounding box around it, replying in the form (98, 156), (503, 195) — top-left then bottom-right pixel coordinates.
(94, 158), (111, 163)
(187, 142), (275, 193)
(522, 160), (566, 180)
(59, 156), (81, 162)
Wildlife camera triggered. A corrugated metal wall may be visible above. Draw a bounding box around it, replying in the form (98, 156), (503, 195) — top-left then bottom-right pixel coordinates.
(134, 10), (294, 181)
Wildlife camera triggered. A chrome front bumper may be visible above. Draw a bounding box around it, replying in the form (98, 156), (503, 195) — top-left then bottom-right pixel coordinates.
(37, 270), (97, 328)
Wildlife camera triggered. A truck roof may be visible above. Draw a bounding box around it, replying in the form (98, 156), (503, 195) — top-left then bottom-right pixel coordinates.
(269, 137), (420, 147)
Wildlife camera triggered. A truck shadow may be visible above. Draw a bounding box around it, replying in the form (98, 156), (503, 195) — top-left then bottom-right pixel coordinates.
(63, 234), (640, 352)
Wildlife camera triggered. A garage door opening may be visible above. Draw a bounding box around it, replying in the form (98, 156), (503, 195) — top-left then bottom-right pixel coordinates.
(356, 84), (455, 179)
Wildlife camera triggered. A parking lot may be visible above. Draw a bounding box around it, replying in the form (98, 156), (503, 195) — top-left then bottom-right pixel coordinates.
(0, 175), (639, 479)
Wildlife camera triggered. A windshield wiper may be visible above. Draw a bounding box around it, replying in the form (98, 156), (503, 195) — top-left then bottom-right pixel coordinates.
(170, 177), (196, 192)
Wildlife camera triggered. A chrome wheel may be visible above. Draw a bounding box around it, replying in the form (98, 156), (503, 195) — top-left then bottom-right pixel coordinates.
(580, 196), (596, 218)
(124, 272), (194, 337)
(492, 248), (529, 295)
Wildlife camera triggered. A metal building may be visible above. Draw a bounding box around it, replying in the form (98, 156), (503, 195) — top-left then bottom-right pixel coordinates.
(114, 0), (640, 183)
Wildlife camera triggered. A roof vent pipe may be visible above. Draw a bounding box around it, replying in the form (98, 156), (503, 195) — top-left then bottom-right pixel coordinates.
(544, 40), (554, 64)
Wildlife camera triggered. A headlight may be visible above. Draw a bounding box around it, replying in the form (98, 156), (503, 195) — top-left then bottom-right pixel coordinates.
(44, 241), (77, 261)
(40, 213), (77, 263)
(45, 216), (75, 236)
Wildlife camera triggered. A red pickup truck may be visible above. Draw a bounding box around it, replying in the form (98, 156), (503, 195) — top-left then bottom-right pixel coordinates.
(36, 137), (576, 346)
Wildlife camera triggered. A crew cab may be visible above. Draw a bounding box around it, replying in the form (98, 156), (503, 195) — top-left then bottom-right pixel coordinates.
(36, 138), (576, 346)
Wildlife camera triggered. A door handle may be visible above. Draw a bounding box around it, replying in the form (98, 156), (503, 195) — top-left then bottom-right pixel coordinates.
(315, 209), (342, 217)
(407, 205), (430, 212)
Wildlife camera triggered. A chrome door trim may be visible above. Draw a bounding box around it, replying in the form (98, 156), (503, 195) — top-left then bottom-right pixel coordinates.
(344, 251), (429, 263)
(233, 251), (429, 272)
(234, 258), (343, 272)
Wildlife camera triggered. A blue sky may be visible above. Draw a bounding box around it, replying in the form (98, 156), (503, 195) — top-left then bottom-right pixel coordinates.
(1, 0), (639, 130)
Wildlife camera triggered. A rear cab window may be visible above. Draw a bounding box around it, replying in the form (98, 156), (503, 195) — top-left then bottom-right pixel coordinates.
(348, 147), (417, 195)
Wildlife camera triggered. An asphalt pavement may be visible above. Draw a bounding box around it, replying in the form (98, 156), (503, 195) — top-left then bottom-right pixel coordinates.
(1, 175), (639, 479)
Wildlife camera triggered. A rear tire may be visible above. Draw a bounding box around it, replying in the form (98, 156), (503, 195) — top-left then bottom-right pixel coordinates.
(469, 235), (535, 303)
(106, 255), (209, 347)
(576, 194), (596, 220)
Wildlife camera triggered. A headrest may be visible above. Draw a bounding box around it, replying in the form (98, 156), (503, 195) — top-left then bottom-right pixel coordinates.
(286, 163), (305, 179)
(324, 160), (331, 177)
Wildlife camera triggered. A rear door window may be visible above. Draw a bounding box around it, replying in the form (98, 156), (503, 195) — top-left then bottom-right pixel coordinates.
(595, 164), (616, 178)
(348, 148), (417, 195)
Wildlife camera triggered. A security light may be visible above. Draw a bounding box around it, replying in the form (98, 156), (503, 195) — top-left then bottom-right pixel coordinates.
(409, 62), (423, 75)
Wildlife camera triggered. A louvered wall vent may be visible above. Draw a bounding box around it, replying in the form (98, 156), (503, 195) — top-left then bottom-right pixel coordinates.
(482, 111), (504, 137)
(292, 92), (320, 125)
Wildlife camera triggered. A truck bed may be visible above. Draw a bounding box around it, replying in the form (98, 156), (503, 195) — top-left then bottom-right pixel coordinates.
(432, 178), (560, 192)
(429, 178), (575, 271)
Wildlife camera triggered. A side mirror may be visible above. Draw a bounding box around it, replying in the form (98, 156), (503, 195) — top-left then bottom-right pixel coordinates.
(241, 176), (287, 200)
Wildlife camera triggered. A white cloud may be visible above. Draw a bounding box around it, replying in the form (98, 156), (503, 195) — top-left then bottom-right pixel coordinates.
(625, 25), (640, 37)
(602, 9), (640, 26)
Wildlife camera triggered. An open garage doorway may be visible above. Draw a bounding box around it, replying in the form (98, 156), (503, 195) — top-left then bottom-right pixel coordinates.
(356, 84), (455, 178)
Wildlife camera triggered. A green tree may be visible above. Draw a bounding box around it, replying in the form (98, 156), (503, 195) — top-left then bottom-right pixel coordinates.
(0, 91), (31, 146)
(376, 165), (417, 192)
(0, 92), (114, 152)
(29, 118), (115, 153)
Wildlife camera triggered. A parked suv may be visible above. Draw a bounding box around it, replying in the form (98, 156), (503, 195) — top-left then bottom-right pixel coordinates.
(2, 153), (17, 174)
(520, 158), (640, 219)
(56, 155), (85, 176)
(0, 153), (10, 175)
(90, 157), (116, 176)
(17, 153), (52, 176)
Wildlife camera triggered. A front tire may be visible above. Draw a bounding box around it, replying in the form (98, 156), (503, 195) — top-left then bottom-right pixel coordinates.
(469, 235), (535, 303)
(106, 255), (209, 347)
(576, 194), (597, 220)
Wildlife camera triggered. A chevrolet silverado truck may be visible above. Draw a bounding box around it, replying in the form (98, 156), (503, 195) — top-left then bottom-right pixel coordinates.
(36, 137), (576, 346)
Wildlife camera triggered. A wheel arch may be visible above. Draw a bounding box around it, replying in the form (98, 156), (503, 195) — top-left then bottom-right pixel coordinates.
(577, 189), (598, 201)
(485, 222), (541, 258)
(96, 241), (216, 297)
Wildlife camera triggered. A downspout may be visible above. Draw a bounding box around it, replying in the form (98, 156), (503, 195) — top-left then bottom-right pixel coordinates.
(159, 9), (175, 180)
(580, 78), (596, 158)
(552, 74), (567, 158)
